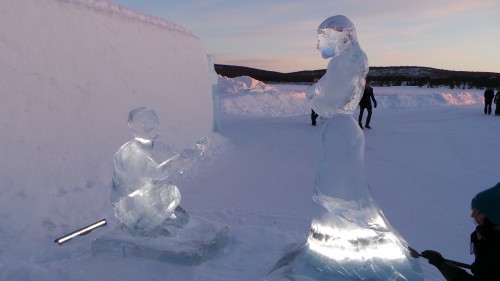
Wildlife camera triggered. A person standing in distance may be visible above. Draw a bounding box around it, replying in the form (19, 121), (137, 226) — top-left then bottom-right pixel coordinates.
(358, 79), (377, 129)
(494, 89), (500, 116)
(307, 77), (320, 126)
(484, 88), (494, 115)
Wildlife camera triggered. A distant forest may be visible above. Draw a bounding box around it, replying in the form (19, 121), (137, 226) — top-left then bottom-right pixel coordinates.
(214, 64), (500, 90)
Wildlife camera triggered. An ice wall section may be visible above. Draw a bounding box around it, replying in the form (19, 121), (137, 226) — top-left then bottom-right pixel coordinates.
(0, 0), (212, 227)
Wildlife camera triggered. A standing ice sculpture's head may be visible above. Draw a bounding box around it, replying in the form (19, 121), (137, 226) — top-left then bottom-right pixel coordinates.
(308, 15), (367, 117)
(317, 15), (357, 59)
(128, 107), (160, 142)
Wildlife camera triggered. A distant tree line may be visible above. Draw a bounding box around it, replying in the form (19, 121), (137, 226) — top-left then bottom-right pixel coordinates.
(370, 76), (500, 89)
(215, 64), (500, 90)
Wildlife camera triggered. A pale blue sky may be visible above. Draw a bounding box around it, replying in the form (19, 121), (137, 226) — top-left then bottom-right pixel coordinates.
(113, 0), (500, 73)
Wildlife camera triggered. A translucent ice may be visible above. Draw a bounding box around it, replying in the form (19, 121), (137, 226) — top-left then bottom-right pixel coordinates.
(208, 55), (221, 132)
(111, 107), (208, 234)
(308, 15), (367, 118)
(92, 214), (229, 265)
(268, 16), (423, 281)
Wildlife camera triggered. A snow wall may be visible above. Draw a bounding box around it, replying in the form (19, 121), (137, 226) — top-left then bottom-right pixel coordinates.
(0, 0), (212, 234)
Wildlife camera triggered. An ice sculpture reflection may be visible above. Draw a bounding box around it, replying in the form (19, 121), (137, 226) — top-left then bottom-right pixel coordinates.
(111, 107), (207, 234)
(268, 15), (423, 280)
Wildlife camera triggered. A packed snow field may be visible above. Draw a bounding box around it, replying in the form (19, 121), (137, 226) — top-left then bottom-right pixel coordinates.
(1, 76), (499, 281)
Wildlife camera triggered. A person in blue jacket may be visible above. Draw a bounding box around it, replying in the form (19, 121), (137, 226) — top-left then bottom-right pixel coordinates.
(422, 182), (500, 281)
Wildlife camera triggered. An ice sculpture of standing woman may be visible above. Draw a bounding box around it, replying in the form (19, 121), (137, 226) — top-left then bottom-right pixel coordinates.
(269, 15), (423, 281)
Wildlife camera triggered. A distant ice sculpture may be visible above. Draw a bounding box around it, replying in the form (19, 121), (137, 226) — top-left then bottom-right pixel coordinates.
(268, 15), (423, 280)
(93, 107), (228, 264)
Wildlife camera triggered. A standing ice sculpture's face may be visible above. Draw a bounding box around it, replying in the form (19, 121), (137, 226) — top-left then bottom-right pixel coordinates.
(317, 29), (352, 59)
(128, 107), (160, 142)
(317, 15), (355, 59)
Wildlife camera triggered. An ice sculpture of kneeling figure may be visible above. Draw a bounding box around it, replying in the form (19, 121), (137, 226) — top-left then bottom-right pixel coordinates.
(93, 107), (227, 265)
(268, 15), (423, 281)
(111, 107), (187, 235)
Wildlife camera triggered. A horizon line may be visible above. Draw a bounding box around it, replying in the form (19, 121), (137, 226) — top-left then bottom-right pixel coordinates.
(215, 64), (500, 75)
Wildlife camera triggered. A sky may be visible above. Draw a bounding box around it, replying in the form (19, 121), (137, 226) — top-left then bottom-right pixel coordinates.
(112, 0), (500, 73)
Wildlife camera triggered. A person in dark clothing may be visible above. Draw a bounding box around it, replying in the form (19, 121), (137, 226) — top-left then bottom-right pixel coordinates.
(484, 89), (495, 115)
(308, 78), (320, 126)
(358, 80), (377, 129)
(494, 90), (500, 116)
(422, 182), (500, 281)
(311, 109), (319, 126)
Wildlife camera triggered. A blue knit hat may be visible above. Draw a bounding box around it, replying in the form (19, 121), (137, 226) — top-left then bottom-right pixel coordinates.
(471, 182), (500, 224)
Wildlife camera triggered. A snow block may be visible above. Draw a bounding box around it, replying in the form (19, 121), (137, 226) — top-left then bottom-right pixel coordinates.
(0, 0), (213, 218)
(91, 215), (229, 265)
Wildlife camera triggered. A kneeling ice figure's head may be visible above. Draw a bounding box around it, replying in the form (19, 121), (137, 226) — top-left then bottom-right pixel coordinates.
(128, 107), (160, 142)
(317, 15), (357, 59)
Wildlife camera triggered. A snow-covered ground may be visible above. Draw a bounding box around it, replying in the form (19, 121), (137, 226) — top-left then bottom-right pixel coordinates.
(1, 75), (499, 281)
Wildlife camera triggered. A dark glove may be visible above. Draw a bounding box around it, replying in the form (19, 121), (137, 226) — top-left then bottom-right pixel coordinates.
(374, 102), (377, 108)
(421, 250), (445, 266)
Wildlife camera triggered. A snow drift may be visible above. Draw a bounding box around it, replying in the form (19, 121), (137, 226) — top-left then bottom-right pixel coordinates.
(218, 76), (484, 116)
